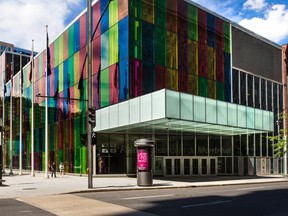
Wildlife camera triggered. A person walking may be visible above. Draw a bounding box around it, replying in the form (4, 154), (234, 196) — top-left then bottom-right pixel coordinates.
(59, 162), (64, 176)
(51, 162), (57, 178)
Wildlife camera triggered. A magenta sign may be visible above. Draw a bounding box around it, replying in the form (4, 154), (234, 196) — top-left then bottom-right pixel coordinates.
(137, 149), (149, 171)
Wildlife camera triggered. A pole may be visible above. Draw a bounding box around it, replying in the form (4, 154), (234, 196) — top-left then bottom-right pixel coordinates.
(87, 0), (93, 188)
(283, 45), (288, 175)
(31, 40), (35, 177)
(45, 25), (49, 179)
(2, 71), (5, 175)
(9, 60), (13, 175)
(19, 53), (23, 175)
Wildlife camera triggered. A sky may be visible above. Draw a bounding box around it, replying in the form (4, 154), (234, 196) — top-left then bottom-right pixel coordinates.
(0, 0), (287, 53)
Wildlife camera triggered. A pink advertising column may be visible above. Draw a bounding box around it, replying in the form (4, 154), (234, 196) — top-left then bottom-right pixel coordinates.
(134, 139), (155, 186)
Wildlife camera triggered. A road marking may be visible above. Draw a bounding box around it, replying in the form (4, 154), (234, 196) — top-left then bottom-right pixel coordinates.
(122, 194), (174, 200)
(237, 187), (265, 191)
(182, 200), (232, 208)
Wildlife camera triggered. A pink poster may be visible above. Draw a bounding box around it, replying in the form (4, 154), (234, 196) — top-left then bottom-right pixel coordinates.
(137, 149), (148, 171)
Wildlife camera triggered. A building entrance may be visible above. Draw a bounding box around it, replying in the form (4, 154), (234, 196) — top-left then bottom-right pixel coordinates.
(162, 157), (217, 176)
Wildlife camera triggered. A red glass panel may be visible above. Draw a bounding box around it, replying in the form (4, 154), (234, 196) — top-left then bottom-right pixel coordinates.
(92, 1), (101, 39)
(178, 72), (188, 93)
(80, 47), (87, 79)
(109, 63), (119, 104)
(50, 43), (55, 70)
(92, 37), (101, 75)
(215, 17), (223, 37)
(155, 65), (166, 90)
(80, 13), (87, 49)
(129, 58), (142, 98)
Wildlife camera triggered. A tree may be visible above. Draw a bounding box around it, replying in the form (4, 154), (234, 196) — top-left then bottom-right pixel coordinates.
(267, 113), (288, 158)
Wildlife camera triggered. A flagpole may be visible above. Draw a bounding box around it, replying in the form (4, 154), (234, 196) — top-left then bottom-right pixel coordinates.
(19, 52), (23, 175)
(45, 25), (49, 179)
(9, 60), (13, 176)
(2, 71), (5, 174)
(31, 40), (35, 177)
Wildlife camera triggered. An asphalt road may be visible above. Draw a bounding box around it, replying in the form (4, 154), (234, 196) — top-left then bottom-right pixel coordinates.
(0, 198), (55, 216)
(78, 182), (288, 216)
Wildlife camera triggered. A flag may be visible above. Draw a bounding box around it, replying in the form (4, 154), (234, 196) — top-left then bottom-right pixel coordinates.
(46, 31), (51, 76)
(97, 61), (101, 95)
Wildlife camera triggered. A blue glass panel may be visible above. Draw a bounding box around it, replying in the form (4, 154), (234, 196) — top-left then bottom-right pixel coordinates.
(119, 58), (129, 101)
(142, 21), (154, 62)
(101, 0), (109, 33)
(207, 13), (216, 48)
(142, 61), (155, 94)
(118, 17), (128, 61)
(74, 20), (80, 53)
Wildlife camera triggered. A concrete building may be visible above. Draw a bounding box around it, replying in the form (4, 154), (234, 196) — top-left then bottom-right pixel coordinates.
(1, 0), (286, 177)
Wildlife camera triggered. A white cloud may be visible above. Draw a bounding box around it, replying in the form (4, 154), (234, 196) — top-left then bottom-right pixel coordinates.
(239, 4), (288, 43)
(243, 0), (268, 11)
(0, 0), (82, 52)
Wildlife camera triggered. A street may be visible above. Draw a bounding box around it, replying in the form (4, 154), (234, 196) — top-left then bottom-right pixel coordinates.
(77, 182), (288, 216)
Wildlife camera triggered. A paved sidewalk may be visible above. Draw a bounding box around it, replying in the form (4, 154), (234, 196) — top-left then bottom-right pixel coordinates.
(1, 170), (288, 199)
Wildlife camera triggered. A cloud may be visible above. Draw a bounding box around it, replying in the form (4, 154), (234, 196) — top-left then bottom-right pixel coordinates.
(0, 0), (82, 52)
(239, 4), (288, 44)
(243, 0), (268, 11)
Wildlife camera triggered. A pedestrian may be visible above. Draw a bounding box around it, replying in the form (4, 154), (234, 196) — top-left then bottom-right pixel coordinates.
(59, 162), (64, 176)
(51, 162), (57, 178)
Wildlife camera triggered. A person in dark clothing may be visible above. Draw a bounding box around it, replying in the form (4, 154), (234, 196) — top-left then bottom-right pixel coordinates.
(51, 162), (57, 178)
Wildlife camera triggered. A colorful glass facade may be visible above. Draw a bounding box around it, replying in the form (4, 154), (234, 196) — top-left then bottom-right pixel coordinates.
(2, 0), (235, 174)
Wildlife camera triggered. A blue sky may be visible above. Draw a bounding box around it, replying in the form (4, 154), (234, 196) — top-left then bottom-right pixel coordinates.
(0, 0), (287, 52)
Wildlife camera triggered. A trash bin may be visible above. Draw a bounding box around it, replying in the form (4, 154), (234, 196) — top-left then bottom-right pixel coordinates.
(134, 139), (154, 186)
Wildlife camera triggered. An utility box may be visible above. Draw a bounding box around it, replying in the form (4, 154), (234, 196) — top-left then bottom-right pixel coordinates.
(134, 139), (154, 186)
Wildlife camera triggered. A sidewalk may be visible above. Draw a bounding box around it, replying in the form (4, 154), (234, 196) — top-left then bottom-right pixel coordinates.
(1, 170), (288, 199)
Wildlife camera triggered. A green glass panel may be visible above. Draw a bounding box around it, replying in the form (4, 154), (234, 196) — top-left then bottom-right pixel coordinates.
(166, 31), (178, 70)
(255, 109), (263, 129)
(155, 27), (166, 66)
(109, 24), (119, 65)
(224, 22), (230, 53)
(155, 0), (166, 28)
(142, 0), (154, 23)
(68, 56), (74, 85)
(68, 25), (75, 58)
(81, 147), (87, 174)
(246, 107), (255, 129)
(206, 98), (216, 124)
(129, 0), (142, 18)
(49, 125), (55, 150)
(59, 63), (64, 92)
(109, 0), (118, 27)
(227, 103), (237, 126)
(216, 81), (224, 101)
(194, 95), (205, 122)
(198, 77), (208, 97)
(237, 105), (246, 128)
(54, 38), (59, 67)
(38, 54), (43, 79)
(188, 4), (198, 41)
(129, 17), (142, 59)
(100, 68), (110, 107)
(217, 100), (227, 125)
(59, 34), (64, 64)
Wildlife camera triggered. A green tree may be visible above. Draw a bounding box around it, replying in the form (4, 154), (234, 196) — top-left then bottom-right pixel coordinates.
(267, 113), (288, 158)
